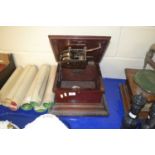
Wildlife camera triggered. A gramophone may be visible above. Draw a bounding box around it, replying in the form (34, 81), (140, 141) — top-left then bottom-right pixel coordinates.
(48, 35), (111, 116)
(120, 44), (155, 119)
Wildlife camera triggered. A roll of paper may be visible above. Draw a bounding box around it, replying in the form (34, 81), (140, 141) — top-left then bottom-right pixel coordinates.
(0, 66), (23, 103)
(4, 65), (32, 110)
(42, 65), (57, 108)
(11, 65), (38, 109)
(21, 64), (50, 110)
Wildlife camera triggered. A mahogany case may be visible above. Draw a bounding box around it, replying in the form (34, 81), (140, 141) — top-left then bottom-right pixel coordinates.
(48, 35), (111, 116)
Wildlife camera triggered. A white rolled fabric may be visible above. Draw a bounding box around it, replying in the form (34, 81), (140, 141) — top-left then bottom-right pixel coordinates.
(0, 66), (23, 103)
(11, 65), (38, 108)
(42, 65), (57, 108)
(4, 65), (32, 108)
(29, 64), (50, 106)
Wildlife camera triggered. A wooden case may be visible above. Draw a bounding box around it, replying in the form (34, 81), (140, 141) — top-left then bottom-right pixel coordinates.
(0, 54), (16, 88)
(48, 35), (111, 116)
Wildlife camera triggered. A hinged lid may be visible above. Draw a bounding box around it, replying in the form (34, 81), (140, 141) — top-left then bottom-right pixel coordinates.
(48, 35), (111, 63)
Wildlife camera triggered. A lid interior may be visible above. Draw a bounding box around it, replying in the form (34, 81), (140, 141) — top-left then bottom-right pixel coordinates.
(48, 35), (111, 63)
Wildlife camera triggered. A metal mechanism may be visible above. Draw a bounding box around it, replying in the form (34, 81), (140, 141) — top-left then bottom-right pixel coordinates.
(60, 43), (101, 69)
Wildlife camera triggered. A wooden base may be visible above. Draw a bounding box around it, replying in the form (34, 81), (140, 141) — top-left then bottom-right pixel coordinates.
(50, 95), (109, 116)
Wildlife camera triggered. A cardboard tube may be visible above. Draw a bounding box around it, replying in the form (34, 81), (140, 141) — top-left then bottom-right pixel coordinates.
(11, 65), (38, 109)
(4, 65), (32, 110)
(0, 66), (23, 103)
(42, 65), (57, 108)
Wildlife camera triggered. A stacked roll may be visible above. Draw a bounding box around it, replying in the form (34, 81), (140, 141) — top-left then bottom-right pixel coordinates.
(0, 64), (57, 112)
(0, 65), (38, 110)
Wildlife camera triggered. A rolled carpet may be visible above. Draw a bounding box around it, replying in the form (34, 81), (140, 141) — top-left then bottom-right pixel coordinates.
(21, 64), (50, 111)
(22, 67), (39, 110)
(42, 65), (57, 109)
(3, 65), (32, 110)
(0, 66), (23, 103)
(11, 65), (38, 110)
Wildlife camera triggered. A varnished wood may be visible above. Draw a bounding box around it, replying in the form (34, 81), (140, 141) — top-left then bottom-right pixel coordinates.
(0, 64), (6, 72)
(51, 95), (109, 116)
(0, 54), (16, 88)
(49, 35), (111, 116)
(0, 54), (9, 65)
(48, 35), (111, 63)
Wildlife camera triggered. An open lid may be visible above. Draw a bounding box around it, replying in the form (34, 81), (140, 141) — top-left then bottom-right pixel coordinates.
(48, 35), (111, 63)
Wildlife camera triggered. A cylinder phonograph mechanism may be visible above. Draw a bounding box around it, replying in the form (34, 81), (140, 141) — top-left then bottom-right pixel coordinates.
(48, 35), (111, 116)
(60, 43), (101, 69)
